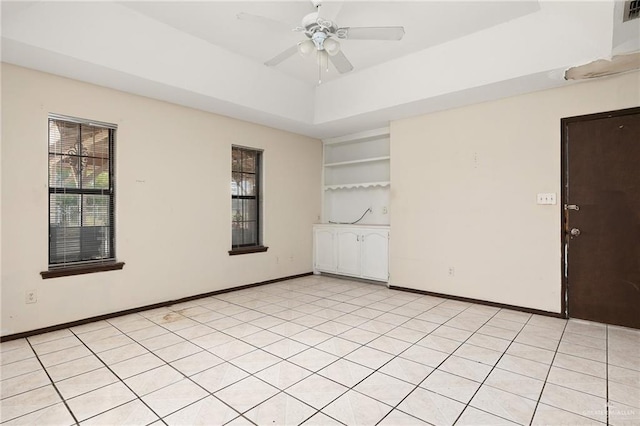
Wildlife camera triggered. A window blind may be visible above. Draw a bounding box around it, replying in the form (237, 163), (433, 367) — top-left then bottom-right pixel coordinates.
(231, 146), (262, 248)
(48, 116), (116, 266)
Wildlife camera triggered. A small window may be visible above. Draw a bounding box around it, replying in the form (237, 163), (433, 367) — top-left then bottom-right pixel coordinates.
(47, 115), (117, 268)
(230, 146), (267, 255)
(624, 0), (640, 21)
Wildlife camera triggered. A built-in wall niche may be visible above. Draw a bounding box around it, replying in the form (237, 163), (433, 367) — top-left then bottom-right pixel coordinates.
(325, 186), (390, 225)
(324, 135), (390, 164)
(321, 128), (390, 225)
(324, 159), (390, 188)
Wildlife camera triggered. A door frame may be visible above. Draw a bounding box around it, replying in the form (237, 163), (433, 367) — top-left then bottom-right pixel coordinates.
(560, 106), (640, 319)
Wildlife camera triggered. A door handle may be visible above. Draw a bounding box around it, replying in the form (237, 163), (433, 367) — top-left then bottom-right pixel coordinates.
(570, 228), (581, 236)
(565, 204), (580, 211)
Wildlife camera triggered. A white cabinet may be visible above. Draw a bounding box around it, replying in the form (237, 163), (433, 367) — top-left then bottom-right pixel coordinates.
(337, 229), (361, 276)
(360, 229), (390, 281)
(314, 225), (389, 283)
(314, 227), (336, 272)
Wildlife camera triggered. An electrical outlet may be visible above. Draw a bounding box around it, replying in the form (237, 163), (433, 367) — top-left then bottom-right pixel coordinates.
(26, 290), (37, 304)
(448, 267), (455, 277)
(382, 206), (388, 215)
(537, 193), (557, 205)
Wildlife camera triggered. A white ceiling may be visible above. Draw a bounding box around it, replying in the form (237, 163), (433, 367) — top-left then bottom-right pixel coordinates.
(2, 1), (638, 138)
(119, 1), (540, 85)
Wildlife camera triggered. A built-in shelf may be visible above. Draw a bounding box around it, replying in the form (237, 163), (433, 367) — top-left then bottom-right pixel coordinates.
(324, 181), (391, 191)
(322, 127), (391, 225)
(324, 156), (391, 168)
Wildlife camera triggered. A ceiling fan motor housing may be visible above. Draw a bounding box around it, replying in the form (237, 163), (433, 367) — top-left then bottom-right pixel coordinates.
(302, 12), (338, 36)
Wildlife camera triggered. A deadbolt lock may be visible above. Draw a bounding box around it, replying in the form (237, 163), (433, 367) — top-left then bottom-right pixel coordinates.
(570, 228), (581, 236)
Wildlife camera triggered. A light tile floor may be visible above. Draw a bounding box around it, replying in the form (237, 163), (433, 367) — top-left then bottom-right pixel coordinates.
(1, 275), (639, 425)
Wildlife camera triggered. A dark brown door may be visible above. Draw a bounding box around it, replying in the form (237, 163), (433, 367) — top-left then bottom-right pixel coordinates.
(563, 107), (640, 329)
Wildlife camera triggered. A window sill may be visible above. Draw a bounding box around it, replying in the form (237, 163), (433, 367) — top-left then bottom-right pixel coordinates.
(228, 246), (269, 256)
(41, 261), (125, 279)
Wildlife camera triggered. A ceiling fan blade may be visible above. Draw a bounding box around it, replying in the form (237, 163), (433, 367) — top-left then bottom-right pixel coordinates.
(236, 12), (292, 31)
(338, 26), (405, 41)
(264, 45), (299, 67)
(329, 50), (354, 74)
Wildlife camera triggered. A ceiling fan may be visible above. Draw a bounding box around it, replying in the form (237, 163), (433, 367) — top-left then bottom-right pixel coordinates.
(238, 0), (405, 82)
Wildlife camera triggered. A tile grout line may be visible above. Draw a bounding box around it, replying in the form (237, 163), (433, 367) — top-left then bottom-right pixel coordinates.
(3, 286), (503, 414)
(101, 281), (339, 424)
(116, 279), (377, 425)
(151, 291), (583, 407)
(292, 290), (565, 425)
(102, 315), (212, 424)
(244, 279), (404, 425)
(374, 300), (509, 425)
(4, 284), (458, 426)
(219, 283), (437, 424)
(445, 306), (533, 425)
(375, 304), (474, 423)
(5, 278), (633, 426)
(527, 318), (569, 425)
(239, 282), (417, 424)
(374, 309), (475, 424)
(25, 338), (81, 426)
(0, 353), (61, 385)
(66, 327), (170, 426)
(104, 313), (264, 425)
(139, 283), (545, 410)
(282, 286), (437, 425)
(554, 337), (611, 365)
(529, 321), (614, 425)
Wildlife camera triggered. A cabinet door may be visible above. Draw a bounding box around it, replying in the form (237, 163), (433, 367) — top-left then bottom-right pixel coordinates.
(336, 230), (361, 276)
(314, 229), (336, 272)
(361, 230), (389, 281)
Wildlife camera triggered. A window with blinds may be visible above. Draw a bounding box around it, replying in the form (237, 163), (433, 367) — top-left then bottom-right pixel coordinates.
(48, 115), (116, 266)
(231, 146), (263, 250)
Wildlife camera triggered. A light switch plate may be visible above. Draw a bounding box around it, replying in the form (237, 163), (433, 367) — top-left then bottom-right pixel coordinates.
(537, 193), (557, 205)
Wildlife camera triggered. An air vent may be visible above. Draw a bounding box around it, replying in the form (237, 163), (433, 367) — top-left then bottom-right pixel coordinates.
(624, 0), (640, 21)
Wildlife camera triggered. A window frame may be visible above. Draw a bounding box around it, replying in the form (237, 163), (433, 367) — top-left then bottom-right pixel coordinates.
(229, 145), (268, 256)
(41, 114), (123, 278)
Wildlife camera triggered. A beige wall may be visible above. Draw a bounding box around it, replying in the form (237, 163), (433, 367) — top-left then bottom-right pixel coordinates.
(0, 64), (322, 336)
(390, 71), (640, 313)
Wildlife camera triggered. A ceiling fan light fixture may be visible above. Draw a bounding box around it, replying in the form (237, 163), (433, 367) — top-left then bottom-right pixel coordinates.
(323, 37), (340, 56)
(297, 39), (315, 57)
